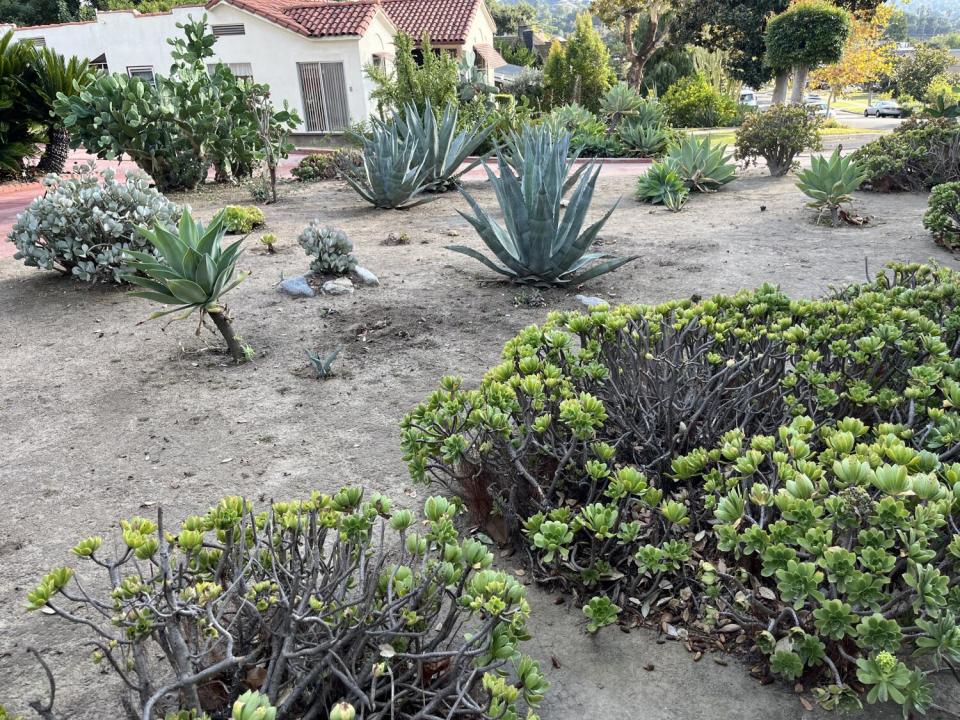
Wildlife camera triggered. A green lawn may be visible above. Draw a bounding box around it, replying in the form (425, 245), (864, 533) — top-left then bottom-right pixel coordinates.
(688, 124), (884, 148)
(829, 92), (894, 114)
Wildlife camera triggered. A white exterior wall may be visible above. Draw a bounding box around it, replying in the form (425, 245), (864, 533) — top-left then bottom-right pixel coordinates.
(2, 3), (388, 133)
(463, 3), (498, 84)
(356, 11), (397, 120)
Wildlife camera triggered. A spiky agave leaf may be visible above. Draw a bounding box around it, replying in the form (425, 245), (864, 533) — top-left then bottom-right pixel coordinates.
(449, 153), (636, 286)
(345, 121), (433, 209)
(795, 147), (867, 213)
(618, 121), (670, 158)
(665, 135), (737, 193)
(122, 209), (247, 320)
(396, 100), (493, 191)
(599, 82), (644, 126)
(501, 123), (589, 196)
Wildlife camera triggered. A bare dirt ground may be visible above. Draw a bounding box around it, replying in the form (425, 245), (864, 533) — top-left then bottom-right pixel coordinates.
(1, 167), (958, 719)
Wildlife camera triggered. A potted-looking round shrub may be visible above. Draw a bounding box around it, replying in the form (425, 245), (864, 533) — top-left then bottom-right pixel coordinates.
(735, 104), (823, 176)
(8, 162), (181, 282)
(924, 181), (960, 249)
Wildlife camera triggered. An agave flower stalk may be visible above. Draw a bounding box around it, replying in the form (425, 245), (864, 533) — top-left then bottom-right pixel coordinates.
(449, 148), (636, 286)
(123, 209), (249, 361)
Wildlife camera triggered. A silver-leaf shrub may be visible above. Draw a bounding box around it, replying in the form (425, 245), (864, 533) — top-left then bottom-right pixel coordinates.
(8, 162), (181, 282)
(297, 220), (357, 275)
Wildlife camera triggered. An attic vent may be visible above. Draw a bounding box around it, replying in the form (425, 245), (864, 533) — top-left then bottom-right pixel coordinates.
(24, 37), (46, 47)
(212, 24), (245, 37)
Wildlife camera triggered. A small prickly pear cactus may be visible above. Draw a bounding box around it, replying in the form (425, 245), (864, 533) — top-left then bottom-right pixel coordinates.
(232, 690), (277, 720)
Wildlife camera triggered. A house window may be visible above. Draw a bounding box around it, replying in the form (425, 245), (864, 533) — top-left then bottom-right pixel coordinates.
(127, 66), (156, 86)
(207, 62), (254, 80)
(212, 24), (245, 37)
(297, 62), (350, 133)
(23, 37), (46, 47)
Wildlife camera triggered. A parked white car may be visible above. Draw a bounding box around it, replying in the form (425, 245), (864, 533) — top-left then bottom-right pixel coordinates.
(864, 100), (904, 117)
(739, 88), (759, 108)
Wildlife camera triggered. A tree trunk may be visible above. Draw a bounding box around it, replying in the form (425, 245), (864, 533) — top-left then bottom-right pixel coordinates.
(36, 125), (71, 175)
(790, 65), (809, 105)
(626, 8), (665, 90)
(772, 71), (790, 104)
(209, 309), (246, 362)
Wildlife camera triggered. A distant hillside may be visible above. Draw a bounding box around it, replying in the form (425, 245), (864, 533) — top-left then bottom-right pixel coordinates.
(891, 0), (960, 36)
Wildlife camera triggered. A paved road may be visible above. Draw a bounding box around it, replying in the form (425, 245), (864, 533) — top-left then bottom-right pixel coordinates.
(831, 108), (903, 132)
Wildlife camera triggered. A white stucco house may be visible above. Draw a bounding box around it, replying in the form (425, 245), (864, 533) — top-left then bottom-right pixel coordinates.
(1, 0), (505, 139)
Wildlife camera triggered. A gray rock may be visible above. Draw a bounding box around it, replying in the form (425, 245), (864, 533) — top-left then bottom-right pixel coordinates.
(576, 295), (607, 308)
(446, 229), (460, 237)
(353, 266), (380, 286)
(322, 277), (355, 295)
(279, 275), (315, 298)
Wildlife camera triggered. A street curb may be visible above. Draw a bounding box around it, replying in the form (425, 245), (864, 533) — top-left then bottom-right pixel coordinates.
(0, 181), (44, 197)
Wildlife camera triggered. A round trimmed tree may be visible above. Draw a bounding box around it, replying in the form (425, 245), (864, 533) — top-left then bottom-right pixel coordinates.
(765, 0), (851, 104)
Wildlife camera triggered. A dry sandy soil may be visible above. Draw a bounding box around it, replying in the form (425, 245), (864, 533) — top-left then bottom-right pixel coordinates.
(1, 165), (958, 719)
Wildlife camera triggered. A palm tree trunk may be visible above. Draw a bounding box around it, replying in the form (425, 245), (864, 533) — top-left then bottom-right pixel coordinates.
(36, 125), (70, 174)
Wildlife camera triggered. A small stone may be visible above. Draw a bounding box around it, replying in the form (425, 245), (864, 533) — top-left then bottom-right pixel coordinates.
(576, 294), (607, 308)
(446, 229), (460, 237)
(353, 266), (380, 286)
(322, 277), (355, 295)
(279, 275), (315, 298)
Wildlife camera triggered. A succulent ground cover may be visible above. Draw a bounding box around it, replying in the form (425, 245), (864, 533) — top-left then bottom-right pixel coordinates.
(402, 263), (960, 715)
(25, 490), (546, 719)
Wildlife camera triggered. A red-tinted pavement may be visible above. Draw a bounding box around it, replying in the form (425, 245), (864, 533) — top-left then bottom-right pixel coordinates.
(1, 152), (650, 261)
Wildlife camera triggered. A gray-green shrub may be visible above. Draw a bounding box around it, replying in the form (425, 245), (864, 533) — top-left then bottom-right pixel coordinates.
(298, 221), (357, 275)
(8, 162), (181, 282)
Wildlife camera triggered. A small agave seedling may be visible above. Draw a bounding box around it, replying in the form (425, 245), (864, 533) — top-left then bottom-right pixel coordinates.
(123, 209), (249, 362)
(795, 147), (868, 226)
(305, 347), (341, 378)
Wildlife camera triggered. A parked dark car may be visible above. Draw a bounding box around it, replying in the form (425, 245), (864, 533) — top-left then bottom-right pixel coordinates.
(864, 100), (903, 118)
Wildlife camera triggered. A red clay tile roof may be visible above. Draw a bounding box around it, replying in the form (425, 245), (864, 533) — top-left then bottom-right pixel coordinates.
(207, 0), (378, 36)
(380, 0), (481, 44)
(473, 42), (506, 68)
(284, 1), (379, 36)
(209, 0), (482, 42)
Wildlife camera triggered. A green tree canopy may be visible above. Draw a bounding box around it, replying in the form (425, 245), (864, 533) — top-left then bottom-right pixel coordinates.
(765, 0), (851, 71)
(487, 0), (537, 35)
(891, 44), (952, 100)
(564, 12), (615, 111)
(673, 0), (881, 89)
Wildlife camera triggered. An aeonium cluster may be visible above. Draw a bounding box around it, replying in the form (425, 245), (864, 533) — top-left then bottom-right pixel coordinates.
(26, 489), (547, 720)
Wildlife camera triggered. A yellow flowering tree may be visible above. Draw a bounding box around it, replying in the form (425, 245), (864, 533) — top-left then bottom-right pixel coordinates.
(810, 4), (894, 110)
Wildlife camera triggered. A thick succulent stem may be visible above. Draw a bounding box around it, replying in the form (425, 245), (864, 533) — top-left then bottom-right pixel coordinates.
(209, 309), (246, 362)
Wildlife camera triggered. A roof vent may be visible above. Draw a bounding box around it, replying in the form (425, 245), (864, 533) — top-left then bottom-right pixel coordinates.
(212, 23), (245, 37)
